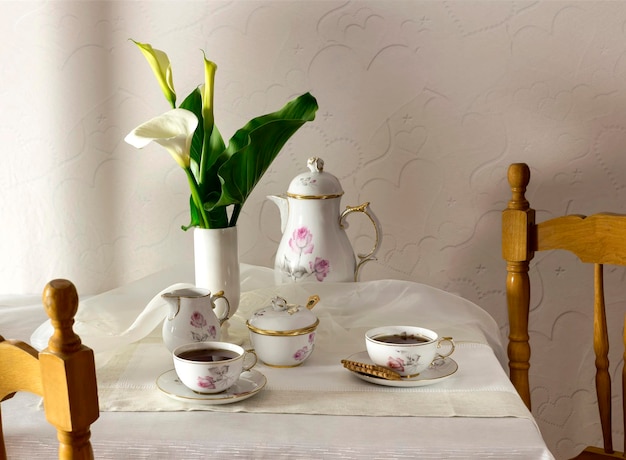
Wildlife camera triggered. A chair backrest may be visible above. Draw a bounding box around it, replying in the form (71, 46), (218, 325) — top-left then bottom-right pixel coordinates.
(502, 162), (626, 457)
(0, 279), (99, 460)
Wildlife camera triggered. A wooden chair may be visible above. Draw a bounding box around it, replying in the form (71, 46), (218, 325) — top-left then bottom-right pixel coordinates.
(0, 279), (99, 459)
(502, 162), (626, 459)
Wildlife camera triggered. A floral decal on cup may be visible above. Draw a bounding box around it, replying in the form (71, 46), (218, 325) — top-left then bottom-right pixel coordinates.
(386, 356), (405, 373)
(387, 354), (421, 374)
(198, 365), (236, 389)
(197, 375), (217, 389)
(280, 226), (330, 282)
(189, 311), (218, 342)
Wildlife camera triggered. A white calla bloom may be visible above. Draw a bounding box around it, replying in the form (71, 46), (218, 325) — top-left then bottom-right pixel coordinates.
(125, 108), (198, 168)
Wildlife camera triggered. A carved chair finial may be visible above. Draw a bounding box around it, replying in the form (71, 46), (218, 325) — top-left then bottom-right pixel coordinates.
(507, 163), (530, 211)
(42, 279), (82, 354)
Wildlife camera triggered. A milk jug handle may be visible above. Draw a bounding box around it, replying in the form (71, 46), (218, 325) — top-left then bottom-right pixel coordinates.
(339, 202), (382, 281)
(210, 291), (232, 325)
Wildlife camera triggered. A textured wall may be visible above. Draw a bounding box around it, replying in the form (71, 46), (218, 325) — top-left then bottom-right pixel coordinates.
(3, 1), (626, 457)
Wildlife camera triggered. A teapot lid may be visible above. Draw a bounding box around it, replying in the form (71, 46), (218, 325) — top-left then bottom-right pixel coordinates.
(246, 296), (319, 334)
(286, 157), (344, 198)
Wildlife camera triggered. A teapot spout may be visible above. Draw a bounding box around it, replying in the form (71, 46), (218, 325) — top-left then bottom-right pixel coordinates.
(267, 194), (289, 233)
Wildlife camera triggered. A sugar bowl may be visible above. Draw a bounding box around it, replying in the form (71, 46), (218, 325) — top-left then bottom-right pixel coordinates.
(246, 295), (320, 367)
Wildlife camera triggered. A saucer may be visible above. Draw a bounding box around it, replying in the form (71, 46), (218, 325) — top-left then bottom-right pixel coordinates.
(156, 369), (266, 405)
(344, 351), (458, 388)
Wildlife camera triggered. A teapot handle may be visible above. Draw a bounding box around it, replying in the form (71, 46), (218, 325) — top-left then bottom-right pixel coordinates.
(210, 291), (232, 326)
(339, 202), (382, 281)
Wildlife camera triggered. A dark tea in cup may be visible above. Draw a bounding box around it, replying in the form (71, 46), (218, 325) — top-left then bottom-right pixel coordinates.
(373, 332), (431, 344)
(176, 348), (239, 362)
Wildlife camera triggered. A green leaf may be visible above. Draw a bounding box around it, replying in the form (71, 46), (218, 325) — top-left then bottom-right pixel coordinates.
(182, 195), (203, 231)
(183, 186), (229, 229)
(207, 92), (318, 226)
(180, 87), (225, 185)
(180, 87), (228, 229)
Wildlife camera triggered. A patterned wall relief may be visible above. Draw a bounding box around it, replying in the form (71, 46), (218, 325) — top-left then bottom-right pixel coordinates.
(4, 1), (626, 457)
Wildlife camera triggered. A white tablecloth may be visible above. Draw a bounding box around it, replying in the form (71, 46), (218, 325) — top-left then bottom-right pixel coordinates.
(1, 264), (555, 459)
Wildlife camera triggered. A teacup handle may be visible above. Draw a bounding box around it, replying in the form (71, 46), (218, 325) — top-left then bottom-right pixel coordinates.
(435, 336), (455, 360)
(210, 291), (231, 326)
(242, 349), (258, 371)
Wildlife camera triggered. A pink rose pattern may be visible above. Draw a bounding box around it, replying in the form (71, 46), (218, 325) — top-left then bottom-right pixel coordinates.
(309, 257), (330, 281)
(289, 227), (314, 254)
(190, 311), (207, 328)
(294, 346), (310, 361)
(197, 375), (217, 389)
(281, 226), (330, 282)
(386, 356), (406, 372)
(196, 365), (236, 390)
(293, 333), (316, 361)
(189, 311), (218, 342)
(387, 354), (421, 374)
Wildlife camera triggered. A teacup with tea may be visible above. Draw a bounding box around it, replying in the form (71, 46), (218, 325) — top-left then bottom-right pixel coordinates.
(173, 341), (257, 393)
(365, 326), (455, 377)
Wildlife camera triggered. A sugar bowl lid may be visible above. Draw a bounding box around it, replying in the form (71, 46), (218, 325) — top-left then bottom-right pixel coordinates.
(246, 295), (320, 335)
(286, 157), (343, 198)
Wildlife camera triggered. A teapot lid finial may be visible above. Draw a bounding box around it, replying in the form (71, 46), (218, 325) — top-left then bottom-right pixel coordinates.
(307, 157), (324, 173)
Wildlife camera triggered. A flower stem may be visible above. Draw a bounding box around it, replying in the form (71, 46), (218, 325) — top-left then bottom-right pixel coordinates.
(229, 203), (241, 227)
(184, 168), (209, 228)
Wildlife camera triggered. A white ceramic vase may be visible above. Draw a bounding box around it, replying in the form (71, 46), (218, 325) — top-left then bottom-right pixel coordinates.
(193, 226), (240, 318)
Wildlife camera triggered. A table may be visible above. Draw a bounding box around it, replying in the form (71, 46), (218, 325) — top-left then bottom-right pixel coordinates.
(1, 264), (554, 459)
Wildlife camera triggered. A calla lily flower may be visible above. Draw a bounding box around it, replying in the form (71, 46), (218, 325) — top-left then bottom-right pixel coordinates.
(126, 40), (318, 229)
(132, 40), (177, 107)
(124, 108), (198, 169)
(201, 53), (217, 132)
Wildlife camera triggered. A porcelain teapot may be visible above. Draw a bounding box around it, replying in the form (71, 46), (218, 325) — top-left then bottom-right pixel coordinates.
(268, 157), (381, 283)
(161, 287), (231, 352)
